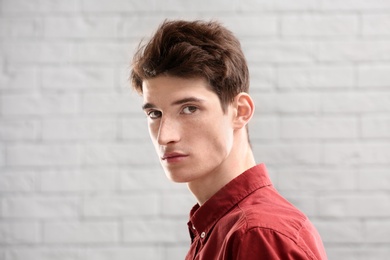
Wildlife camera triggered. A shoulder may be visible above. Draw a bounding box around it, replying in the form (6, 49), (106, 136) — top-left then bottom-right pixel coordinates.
(240, 201), (307, 239)
(233, 186), (308, 239)
(228, 224), (322, 260)
(220, 204), (326, 259)
(217, 189), (326, 259)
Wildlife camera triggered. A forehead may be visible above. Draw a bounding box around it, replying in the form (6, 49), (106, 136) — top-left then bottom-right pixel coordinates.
(142, 76), (218, 104)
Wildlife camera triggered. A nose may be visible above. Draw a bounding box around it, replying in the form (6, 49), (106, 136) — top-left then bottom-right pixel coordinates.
(157, 116), (180, 145)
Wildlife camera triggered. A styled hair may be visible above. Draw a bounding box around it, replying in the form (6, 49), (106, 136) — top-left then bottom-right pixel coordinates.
(130, 19), (250, 111)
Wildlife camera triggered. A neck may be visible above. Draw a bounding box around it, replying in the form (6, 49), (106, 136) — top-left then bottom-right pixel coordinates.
(187, 132), (256, 205)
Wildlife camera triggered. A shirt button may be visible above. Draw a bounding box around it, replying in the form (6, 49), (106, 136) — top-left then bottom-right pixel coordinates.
(200, 232), (206, 238)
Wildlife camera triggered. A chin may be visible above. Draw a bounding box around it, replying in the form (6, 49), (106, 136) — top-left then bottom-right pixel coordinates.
(166, 174), (189, 183)
(164, 169), (192, 183)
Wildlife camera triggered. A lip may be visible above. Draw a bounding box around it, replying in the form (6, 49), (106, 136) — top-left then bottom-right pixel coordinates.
(161, 152), (188, 163)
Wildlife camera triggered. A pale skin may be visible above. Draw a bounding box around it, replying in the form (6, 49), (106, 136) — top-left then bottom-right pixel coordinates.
(142, 75), (256, 205)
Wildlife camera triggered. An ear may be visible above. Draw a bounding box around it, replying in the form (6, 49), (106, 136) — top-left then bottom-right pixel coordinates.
(232, 93), (255, 129)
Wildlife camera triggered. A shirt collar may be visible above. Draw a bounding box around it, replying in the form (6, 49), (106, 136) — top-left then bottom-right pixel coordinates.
(187, 164), (272, 240)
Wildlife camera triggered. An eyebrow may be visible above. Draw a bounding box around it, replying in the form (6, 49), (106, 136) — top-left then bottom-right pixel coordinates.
(142, 97), (205, 110)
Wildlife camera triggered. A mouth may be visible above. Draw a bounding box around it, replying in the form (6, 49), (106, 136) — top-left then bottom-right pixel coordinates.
(161, 152), (188, 163)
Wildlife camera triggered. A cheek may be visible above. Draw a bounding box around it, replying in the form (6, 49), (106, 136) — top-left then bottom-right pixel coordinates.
(214, 123), (234, 153)
(148, 122), (159, 142)
(195, 118), (233, 154)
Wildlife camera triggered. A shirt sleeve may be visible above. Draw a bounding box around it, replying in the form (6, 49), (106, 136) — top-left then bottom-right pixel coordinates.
(229, 227), (319, 260)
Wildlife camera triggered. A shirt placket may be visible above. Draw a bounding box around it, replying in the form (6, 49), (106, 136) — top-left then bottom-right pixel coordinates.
(186, 222), (208, 260)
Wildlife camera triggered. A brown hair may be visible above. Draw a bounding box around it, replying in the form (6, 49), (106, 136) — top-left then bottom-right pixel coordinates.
(130, 19), (249, 111)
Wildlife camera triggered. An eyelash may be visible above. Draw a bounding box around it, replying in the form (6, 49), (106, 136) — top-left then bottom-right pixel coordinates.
(181, 106), (198, 114)
(147, 110), (162, 119)
(146, 106), (198, 120)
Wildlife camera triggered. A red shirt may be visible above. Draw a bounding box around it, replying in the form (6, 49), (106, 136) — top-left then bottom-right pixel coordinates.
(185, 164), (327, 260)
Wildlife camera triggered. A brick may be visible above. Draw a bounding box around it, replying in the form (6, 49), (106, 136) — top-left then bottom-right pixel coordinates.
(2, 0), (78, 12)
(123, 219), (187, 243)
(40, 168), (117, 192)
(119, 16), (167, 38)
(158, 0), (238, 12)
(120, 117), (150, 140)
(0, 17), (42, 38)
(239, 0), (318, 11)
(278, 168), (356, 191)
(73, 42), (134, 63)
(281, 14), (359, 37)
(318, 41), (390, 62)
(313, 220), (363, 243)
(357, 168), (390, 190)
(320, 0), (390, 10)
(5, 248), (83, 260)
(366, 220), (390, 243)
(119, 167), (184, 191)
(7, 144), (82, 166)
(1, 0), (389, 255)
(0, 170), (35, 192)
(253, 143), (321, 165)
(82, 92), (141, 114)
(250, 93), (282, 114)
(362, 116), (390, 138)
(5, 247), (162, 260)
(83, 194), (159, 217)
(363, 14), (390, 35)
(0, 145), (4, 167)
(326, 247), (390, 260)
(277, 65), (355, 89)
(162, 193), (195, 216)
(42, 66), (115, 89)
(0, 65), (37, 90)
(118, 65), (135, 89)
(324, 142), (390, 165)
(0, 119), (39, 140)
(0, 42), (5, 63)
(243, 40), (316, 64)
(82, 142), (159, 166)
(44, 221), (118, 244)
(249, 116), (279, 140)
(276, 93), (321, 114)
(321, 92), (390, 113)
(249, 66), (276, 91)
(84, 246), (163, 260)
(2, 41), (72, 63)
(0, 18), (3, 38)
(81, 0), (156, 12)
(42, 118), (117, 140)
(251, 93), (321, 114)
(2, 196), (79, 219)
(319, 194), (390, 217)
(44, 16), (117, 38)
(165, 246), (189, 260)
(281, 116), (358, 139)
(0, 221), (40, 244)
(358, 65), (390, 88)
(1, 93), (79, 116)
(218, 16), (278, 37)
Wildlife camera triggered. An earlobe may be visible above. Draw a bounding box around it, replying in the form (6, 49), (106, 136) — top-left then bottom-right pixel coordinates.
(233, 93), (255, 129)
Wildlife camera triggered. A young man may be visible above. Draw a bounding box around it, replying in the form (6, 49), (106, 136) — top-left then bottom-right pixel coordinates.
(131, 20), (327, 259)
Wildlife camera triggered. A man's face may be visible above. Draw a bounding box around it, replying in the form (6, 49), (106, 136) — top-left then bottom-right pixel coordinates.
(142, 76), (235, 183)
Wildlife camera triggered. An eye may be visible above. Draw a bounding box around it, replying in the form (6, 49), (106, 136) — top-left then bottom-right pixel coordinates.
(147, 110), (162, 119)
(182, 106), (198, 115)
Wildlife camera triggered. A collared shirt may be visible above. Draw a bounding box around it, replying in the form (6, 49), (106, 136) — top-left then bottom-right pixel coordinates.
(185, 164), (327, 260)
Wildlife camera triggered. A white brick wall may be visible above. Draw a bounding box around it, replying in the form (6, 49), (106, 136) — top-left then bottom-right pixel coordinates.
(1, 0), (390, 259)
